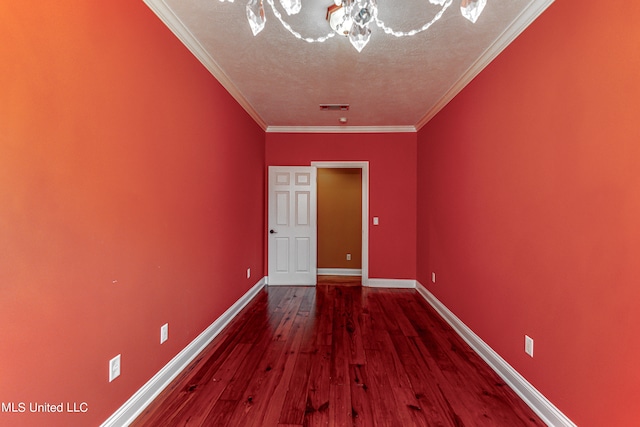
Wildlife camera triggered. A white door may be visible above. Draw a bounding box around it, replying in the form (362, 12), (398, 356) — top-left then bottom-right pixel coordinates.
(268, 166), (317, 286)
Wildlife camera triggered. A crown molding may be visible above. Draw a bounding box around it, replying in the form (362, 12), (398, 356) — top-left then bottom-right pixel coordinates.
(415, 0), (555, 131)
(266, 125), (417, 134)
(143, 0), (268, 131)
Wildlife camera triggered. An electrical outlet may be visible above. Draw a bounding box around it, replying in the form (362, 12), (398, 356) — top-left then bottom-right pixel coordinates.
(432, 272), (436, 283)
(346, 253), (351, 261)
(161, 323), (169, 344)
(109, 354), (121, 382)
(373, 217), (379, 225)
(247, 268), (251, 279)
(525, 335), (534, 357)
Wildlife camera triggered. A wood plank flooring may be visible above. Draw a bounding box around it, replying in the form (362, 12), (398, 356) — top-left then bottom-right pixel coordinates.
(131, 282), (544, 427)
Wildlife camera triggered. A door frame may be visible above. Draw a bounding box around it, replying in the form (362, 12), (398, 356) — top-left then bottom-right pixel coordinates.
(311, 161), (369, 286)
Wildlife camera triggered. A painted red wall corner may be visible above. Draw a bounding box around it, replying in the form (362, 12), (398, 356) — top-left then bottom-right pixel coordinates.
(265, 133), (417, 281)
(0, 1), (264, 426)
(417, 1), (640, 426)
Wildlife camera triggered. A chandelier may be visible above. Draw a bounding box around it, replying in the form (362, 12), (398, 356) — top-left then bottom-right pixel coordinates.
(219, 0), (487, 52)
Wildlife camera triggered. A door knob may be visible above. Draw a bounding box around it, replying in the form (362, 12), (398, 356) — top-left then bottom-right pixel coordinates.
(269, 229), (277, 234)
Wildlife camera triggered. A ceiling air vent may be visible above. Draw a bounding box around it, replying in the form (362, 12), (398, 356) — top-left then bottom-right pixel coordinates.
(319, 104), (349, 111)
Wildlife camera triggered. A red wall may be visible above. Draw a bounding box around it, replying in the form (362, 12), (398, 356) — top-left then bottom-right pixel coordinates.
(417, 1), (640, 426)
(0, 1), (264, 426)
(266, 133), (417, 280)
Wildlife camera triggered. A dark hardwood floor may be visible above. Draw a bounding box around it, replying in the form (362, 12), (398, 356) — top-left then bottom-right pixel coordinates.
(131, 281), (544, 426)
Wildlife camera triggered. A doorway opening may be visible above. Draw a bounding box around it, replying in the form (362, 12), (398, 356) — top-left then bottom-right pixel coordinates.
(312, 161), (369, 286)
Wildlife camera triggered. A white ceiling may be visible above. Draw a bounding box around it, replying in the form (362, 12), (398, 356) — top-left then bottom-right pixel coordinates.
(144, 0), (554, 132)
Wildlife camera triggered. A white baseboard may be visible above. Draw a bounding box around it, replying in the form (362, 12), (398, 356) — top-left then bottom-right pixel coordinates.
(100, 277), (267, 427)
(317, 268), (362, 276)
(366, 278), (417, 288)
(415, 282), (577, 427)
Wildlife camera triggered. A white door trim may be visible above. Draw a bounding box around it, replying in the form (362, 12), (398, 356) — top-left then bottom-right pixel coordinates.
(311, 161), (369, 286)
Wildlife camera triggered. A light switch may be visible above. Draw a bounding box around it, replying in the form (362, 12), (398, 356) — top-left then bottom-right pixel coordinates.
(373, 217), (379, 225)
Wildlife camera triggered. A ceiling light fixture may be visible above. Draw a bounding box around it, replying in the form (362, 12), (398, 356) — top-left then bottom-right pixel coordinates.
(220, 0), (487, 52)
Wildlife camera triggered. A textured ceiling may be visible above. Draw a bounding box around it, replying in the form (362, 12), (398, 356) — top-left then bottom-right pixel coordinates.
(144, 0), (554, 132)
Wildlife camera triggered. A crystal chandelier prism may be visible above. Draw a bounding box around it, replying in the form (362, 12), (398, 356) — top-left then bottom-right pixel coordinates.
(220, 0), (487, 52)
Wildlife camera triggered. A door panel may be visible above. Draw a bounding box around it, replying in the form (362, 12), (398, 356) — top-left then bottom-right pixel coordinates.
(296, 237), (310, 272)
(275, 238), (289, 272)
(268, 166), (317, 285)
(296, 191), (310, 225)
(275, 192), (290, 225)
